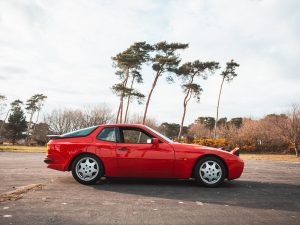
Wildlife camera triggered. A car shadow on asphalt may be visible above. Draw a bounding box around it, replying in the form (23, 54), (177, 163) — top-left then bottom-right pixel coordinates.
(89, 178), (300, 212)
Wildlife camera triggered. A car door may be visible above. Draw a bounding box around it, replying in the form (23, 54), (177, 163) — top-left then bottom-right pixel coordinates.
(115, 126), (175, 178)
(94, 126), (119, 177)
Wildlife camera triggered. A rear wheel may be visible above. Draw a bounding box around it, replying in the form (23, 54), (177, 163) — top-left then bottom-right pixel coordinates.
(71, 154), (104, 185)
(194, 156), (226, 187)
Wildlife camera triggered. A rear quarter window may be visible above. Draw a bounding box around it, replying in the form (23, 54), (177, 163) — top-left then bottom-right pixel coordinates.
(96, 127), (116, 142)
(60, 126), (98, 138)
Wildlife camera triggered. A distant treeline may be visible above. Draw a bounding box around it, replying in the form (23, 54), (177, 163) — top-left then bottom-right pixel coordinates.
(0, 100), (299, 156)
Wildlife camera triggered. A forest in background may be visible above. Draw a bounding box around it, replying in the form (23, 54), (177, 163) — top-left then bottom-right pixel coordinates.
(0, 100), (299, 156)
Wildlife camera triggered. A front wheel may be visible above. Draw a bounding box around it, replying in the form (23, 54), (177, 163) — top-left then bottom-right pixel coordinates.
(194, 156), (226, 187)
(71, 154), (104, 185)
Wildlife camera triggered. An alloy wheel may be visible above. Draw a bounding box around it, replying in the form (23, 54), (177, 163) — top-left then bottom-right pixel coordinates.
(199, 160), (222, 185)
(75, 157), (99, 181)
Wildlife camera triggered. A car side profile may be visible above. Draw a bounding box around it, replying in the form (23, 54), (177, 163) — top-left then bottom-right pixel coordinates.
(44, 124), (244, 187)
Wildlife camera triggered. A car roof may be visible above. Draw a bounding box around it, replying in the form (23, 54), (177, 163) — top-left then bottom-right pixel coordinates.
(99, 123), (147, 128)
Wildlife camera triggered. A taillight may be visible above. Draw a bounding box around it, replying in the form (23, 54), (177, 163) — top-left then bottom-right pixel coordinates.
(47, 144), (50, 154)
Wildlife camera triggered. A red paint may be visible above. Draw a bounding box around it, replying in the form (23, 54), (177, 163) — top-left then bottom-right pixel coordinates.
(45, 124), (244, 180)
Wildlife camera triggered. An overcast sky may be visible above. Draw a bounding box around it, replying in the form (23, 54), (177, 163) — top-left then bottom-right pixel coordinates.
(0, 0), (299, 125)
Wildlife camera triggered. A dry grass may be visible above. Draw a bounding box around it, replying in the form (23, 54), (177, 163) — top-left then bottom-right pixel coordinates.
(0, 184), (45, 202)
(0, 145), (46, 153)
(240, 154), (300, 162)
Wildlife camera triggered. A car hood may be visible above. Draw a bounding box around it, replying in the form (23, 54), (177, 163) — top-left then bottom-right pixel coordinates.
(170, 142), (232, 155)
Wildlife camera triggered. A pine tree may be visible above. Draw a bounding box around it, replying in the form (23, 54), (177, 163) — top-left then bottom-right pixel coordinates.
(6, 100), (27, 144)
(214, 60), (239, 139)
(112, 42), (153, 123)
(176, 60), (219, 140)
(142, 41), (189, 124)
(25, 94), (47, 144)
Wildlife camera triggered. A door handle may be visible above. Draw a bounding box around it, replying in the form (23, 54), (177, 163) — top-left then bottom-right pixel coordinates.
(117, 147), (128, 151)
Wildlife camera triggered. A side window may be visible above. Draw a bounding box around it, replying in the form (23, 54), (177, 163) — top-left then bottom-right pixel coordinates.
(120, 128), (153, 144)
(96, 127), (116, 142)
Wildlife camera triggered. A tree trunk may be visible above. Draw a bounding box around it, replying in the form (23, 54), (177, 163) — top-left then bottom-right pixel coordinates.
(143, 72), (160, 125)
(115, 103), (121, 123)
(26, 111), (34, 145)
(178, 102), (187, 141)
(30, 109), (41, 143)
(214, 77), (225, 139)
(0, 109), (10, 136)
(115, 68), (130, 124)
(178, 75), (195, 141)
(119, 98), (124, 124)
(295, 142), (299, 157)
(124, 76), (135, 123)
(178, 89), (192, 141)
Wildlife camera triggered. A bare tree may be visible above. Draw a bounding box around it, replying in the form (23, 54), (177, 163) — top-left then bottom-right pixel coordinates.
(45, 106), (113, 134)
(127, 113), (158, 129)
(230, 116), (289, 153)
(31, 123), (51, 145)
(0, 95), (8, 137)
(0, 94), (6, 115)
(188, 122), (211, 139)
(288, 105), (300, 156)
(44, 109), (73, 134)
(82, 105), (113, 127)
(273, 105), (300, 156)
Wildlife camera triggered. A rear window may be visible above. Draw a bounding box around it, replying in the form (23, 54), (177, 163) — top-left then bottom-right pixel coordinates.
(60, 126), (98, 138)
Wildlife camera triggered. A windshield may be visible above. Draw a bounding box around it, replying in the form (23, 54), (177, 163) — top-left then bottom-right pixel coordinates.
(145, 126), (174, 143)
(61, 126), (98, 138)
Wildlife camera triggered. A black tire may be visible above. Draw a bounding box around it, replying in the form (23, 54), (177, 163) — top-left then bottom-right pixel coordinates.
(194, 156), (226, 187)
(71, 154), (104, 185)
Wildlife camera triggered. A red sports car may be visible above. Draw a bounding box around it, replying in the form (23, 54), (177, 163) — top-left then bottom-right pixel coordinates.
(45, 124), (244, 187)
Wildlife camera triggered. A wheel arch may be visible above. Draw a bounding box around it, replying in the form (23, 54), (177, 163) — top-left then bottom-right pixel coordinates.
(67, 152), (105, 174)
(191, 154), (228, 178)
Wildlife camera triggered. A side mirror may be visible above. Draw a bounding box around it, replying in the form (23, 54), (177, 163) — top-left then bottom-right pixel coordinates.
(151, 138), (159, 146)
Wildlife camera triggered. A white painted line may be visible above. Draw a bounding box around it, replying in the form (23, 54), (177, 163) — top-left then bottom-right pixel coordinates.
(3, 215), (12, 218)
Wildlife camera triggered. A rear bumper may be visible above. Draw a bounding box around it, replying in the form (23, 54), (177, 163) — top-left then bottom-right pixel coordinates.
(44, 155), (68, 171)
(44, 158), (53, 164)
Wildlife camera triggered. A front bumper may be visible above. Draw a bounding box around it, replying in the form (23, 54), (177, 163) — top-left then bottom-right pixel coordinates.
(227, 158), (244, 180)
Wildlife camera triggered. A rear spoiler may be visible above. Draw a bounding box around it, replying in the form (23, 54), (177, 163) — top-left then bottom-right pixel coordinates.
(230, 147), (240, 156)
(47, 135), (62, 140)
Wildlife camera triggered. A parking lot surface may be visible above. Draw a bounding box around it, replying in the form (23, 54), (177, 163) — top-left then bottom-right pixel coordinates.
(0, 152), (299, 225)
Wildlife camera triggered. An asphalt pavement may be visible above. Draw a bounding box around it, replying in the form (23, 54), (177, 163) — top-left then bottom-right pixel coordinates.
(0, 152), (299, 225)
